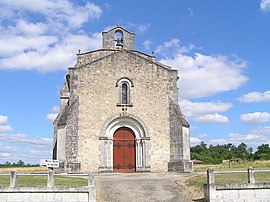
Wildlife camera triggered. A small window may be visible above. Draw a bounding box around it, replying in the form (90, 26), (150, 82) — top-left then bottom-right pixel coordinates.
(116, 78), (133, 107)
(121, 83), (128, 104)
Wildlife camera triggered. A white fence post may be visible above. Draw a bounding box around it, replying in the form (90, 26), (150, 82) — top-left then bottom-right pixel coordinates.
(47, 170), (54, 188)
(205, 168), (216, 202)
(10, 170), (17, 188)
(248, 167), (255, 183)
(207, 168), (215, 184)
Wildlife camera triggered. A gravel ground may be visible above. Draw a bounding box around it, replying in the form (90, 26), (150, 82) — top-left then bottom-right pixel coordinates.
(95, 172), (195, 202)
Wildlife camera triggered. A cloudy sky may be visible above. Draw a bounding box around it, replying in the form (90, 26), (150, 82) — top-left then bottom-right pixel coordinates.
(0, 0), (270, 164)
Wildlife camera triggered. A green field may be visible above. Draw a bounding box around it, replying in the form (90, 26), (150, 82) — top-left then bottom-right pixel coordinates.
(0, 167), (88, 187)
(0, 176), (88, 187)
(187, 160), (270, 192)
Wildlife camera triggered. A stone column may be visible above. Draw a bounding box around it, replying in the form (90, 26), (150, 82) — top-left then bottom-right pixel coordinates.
(143, 138), (151, 171)
(10, 170), (17, 188)
(108, 139), (113, 171)
(47, 170), (54, 188)
(142, 140), (146, 168)
(207, 168), (215, 185)
(136, 140), (141, 168)
(205, 168), (216, 202)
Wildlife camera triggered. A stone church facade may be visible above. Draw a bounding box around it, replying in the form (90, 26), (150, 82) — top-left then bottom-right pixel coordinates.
(52, 25), (192, 173)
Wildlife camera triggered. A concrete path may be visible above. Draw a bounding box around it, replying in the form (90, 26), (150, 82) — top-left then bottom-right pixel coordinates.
(95, 172), (194, 202)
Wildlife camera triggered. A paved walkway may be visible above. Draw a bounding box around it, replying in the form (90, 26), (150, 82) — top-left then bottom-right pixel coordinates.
(95, 172), (194, 202)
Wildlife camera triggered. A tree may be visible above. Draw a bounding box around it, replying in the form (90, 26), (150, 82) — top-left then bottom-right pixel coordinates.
(236, 143), (249, 160)
(254, 144), (270, 160)
(17, 160), (25, 166)
(190, 142), (256, 164)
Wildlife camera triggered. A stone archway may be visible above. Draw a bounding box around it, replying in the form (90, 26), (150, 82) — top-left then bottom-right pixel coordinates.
(99, 115), (151, 172)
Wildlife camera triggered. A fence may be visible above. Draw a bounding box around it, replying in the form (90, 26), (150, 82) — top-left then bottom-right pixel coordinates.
(204, 167), (270, 202)
(0, 170), (96, 202)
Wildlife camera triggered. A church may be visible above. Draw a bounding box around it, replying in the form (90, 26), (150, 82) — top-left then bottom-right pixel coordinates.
(52, 25), (192, 173)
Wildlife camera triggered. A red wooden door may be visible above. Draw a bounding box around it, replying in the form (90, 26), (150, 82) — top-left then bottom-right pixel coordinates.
(113, 127), (136, 172)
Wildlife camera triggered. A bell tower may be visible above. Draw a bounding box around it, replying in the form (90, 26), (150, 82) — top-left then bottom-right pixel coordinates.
(102, 24), (135, 50)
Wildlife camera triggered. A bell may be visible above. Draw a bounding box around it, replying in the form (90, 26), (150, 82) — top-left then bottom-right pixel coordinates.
(115, 38), (123, 48)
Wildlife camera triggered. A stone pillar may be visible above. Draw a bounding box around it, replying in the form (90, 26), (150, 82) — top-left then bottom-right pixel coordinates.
(142, 140), (146, 168)
(108, 139), (113, 171)
(10, 170), (17, 188)
(88, 172), (94, 186)
(207, 168), (215, 185)
(248, 167), (255, 183)
(47, 170), (54, 188)
(136, 140), (141, 168)
(205, 168), (216, 202)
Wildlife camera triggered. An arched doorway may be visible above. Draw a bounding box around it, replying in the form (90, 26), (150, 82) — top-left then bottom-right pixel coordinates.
(113, 127), (136, 172)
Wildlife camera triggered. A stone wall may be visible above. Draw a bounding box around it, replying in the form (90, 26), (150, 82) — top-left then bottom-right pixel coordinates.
(72, 49), (179, 172)
(53, 24), (192, 172)
(102, 26), (134, 50)
(0, 187), (96, 202)
(168, 98), (192, 172)
(204, 168), (270, 202)
(205, 183), (270, 202)
(0, 171), (96, 202)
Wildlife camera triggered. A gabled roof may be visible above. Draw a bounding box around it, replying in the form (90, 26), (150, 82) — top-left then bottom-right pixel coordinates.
(102, 25), (135, 35)
(73, 49), (176, 72)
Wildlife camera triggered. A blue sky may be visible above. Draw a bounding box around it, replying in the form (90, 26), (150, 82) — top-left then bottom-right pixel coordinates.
(0, 0), (270, 164)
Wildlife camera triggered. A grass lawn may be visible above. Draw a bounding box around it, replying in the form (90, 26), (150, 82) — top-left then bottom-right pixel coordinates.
(0, 166), (88, 187)
(186, 160), (270, 192)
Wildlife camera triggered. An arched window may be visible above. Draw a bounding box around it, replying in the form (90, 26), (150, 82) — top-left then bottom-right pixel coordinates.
(116, 78), (133, 106)
(121, 83), (128, 104)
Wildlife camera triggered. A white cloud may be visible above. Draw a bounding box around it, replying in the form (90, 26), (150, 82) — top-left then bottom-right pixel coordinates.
(194, 113), (229, 124)
(52, 106), (60, 113)
(155, 38), (194, 56)
(196, 133), (208, 139)
(46, 106), (60, 121)
(127, 23), (151, 34)
(260, 0), (270, 12)
(0, 133), (52, 146)
(190, 137), (201, 145)
(238, 90), (270, 103)
(46, 113), (58, 121)
(180, 100), (232, 123)
(0, 125), (13, 133)
(228, 133), (261, 142)
(0, 153), (10, 158)
(240, 112), (270, 124)
(190, 133), (208, 146)
(208, 139), (228, 145)
(0, 114), (52, 164)
(206, 127), (270, 149)
(0, 0), (102, 28)
(0, 1), (102, 72)
(0, 115), (8, 125)
(143, 40), (153, 50)
(157, 39), (248, 99)
(0, 115), (13, 132)
(0, 31), (102, 72)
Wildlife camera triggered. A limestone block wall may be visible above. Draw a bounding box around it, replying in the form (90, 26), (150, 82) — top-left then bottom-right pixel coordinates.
(77, 50), (117, 67)
(205, 168), (270, 202)
(70, 50), (179, 172)
(205, 184), (270, 202)
(102, 26), (134, 50)
(0, 187), (95, 202)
